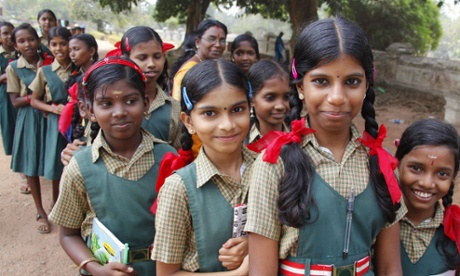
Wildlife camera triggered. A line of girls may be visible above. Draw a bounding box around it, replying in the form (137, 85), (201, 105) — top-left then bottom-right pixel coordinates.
(21, 15), (460, 276)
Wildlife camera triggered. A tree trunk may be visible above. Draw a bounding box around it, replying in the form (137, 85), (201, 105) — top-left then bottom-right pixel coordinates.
(286, 0), (318, 50)
(185, 0), (212, 34)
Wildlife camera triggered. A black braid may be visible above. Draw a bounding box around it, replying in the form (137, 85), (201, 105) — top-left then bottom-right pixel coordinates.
(361, 85), (400, 223)
(179, 123), (193, 151)
(71, 104), (84, 141)
(90, 121), (100, 142)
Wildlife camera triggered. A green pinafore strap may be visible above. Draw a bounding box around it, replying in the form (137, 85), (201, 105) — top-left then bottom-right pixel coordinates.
(176, 163), (234, 272)
(142, 101), (171, 142)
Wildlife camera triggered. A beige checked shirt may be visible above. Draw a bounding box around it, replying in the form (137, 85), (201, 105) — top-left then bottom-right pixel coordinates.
(245, 121), (406, 258)
(49, 129), (162, 237)
(29, 58), (72, 102)
(400, 201), (444, 263)
(6, 56), (40, 97)
(248, 122), (290, 144)
(145, 84), (181, 149)
(152, 146), (258, 271)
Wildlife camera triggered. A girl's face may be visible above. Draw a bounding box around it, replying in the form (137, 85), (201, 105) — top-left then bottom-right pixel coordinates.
(1, 25), (14, 49)
(232, 41), (257, 73)
(296, 54), (367, 135)
(129, 39), (165, 83)
(182, 84), (250, 158)
(14, 29), (40, 60)
(399, 145), (455, 220)
(252, 75), (290, 132)
(38, 12), (57, 35)
(90, 79), (148, 145)
(49, 36), (70, 65)
(69, 38), (95, 69)
(196, 26), (226, 60)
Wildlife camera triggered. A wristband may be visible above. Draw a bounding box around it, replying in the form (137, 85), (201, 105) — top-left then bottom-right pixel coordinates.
(25, 94), (31, 103)
(78, 257), (100, 270)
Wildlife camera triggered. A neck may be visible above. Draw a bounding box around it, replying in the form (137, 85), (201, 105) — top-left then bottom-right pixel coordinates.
(82, 61), (93, 72)
(146, 82), (158, 103)
(194, 53), (203, 62)
(25, 54), (40, 67)
(205, 147), (244, 182)
(104, 131), (143, 160)
(58, 59), (71, 68)
(314, 127), (350, 162)
(3, 44), (15, 53)
(404, 196), (437, 226)
(257, 119), (284, 136)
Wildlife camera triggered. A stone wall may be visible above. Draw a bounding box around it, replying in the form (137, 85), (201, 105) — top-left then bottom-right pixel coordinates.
(373, 43), (460, 125)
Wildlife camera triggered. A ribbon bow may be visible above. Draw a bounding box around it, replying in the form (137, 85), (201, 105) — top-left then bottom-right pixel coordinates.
(105, 41), (175, 58)
(357, 124), (401, 205)
(150, 149), (194, 215)
(247, 118), (315, 164)
(444, 204), (460, 254)
(41, 52), (54, 66)
(58, 83), (79, 142)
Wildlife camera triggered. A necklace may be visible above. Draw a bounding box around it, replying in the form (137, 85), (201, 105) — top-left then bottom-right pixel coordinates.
(195, 54), (203, 62)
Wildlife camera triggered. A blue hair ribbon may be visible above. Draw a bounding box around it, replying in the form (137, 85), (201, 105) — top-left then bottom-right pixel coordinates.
(182, 87), (193, 110)
(248, 81), (253, 99)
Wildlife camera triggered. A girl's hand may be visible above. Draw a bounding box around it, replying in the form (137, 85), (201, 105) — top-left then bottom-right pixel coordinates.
(218, 237), (248, 270)
(52, 104), (65, 115)
(61, 139), (86, 166)
(91, 262), (137, 276)
(233, 255), (249, 276)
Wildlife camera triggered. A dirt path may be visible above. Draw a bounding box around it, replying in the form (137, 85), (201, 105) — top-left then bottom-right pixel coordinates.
(0, 73), (459, 274)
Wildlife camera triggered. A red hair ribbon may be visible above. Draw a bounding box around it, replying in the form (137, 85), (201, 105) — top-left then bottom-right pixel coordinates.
(42, 52), (54, 66)
(247, 118), (315, 164)
(58, 83), (79, 141)
(150, 149), (194, 214)
(105, 41), (174, 58)
(357, 124), (401, 205)
(444, 204), (460, 254)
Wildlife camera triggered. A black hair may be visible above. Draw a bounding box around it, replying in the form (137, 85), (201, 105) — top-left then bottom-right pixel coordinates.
(120, 26), (169, 91)
(48, 26), (72, 45)
(37, 9), (57, 22)
(84, 57), (146, 141)
(395, 119), (460, 268)
(230, 33), (260, 61)
(283, 16), (399, 227)
(0, 21), (14, 29)
(70, 82), (86, 141)
(196, 19), (228, 39)
(246, 59), (289, 142)
(180, 59), (250, 151)
(169, 31), (197, 80)
(71, 33), (99, 62)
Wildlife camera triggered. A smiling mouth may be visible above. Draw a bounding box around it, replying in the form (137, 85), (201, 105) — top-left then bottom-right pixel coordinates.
(412, 189), (433, 199)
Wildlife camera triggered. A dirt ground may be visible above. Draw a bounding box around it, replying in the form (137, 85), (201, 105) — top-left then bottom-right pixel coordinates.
(1, 78), (460, 274)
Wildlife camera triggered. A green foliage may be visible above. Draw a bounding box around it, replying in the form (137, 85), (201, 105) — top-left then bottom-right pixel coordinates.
(325, 0), (442, 55)
(235, 0), (290, 22)
(98, 0), (140, 13)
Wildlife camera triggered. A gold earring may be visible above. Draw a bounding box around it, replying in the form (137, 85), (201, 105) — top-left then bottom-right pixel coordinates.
(189, 129), (195, 134)
(91, 115), (96, 122)
(298, 93), (304, 100)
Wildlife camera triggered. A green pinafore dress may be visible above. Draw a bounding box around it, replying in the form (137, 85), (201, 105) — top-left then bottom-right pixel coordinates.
(74, 142), (174, 276)
(142, 101), (171, 142)
(9, 61), (46, 177)
(42, 66), (68, 180)
(281, 174), (387, 276)
(401, 225), (457, 275)
(0, 55), (17, 155)
(176, 163), (235, 272)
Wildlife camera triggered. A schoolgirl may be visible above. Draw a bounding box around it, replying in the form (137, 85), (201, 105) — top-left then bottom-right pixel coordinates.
(153, 60), (256, 275)
(0, 21), (18, 156)
(49, 57), (177, 275)
(30, 26), (73, 202)
(6, 23), (49, 233)
(246, 59), (290, 144)
(230, 33), (260, 73)
(245, 17), (406, 275)
(396, 119), (460, 275)
(36, 9), (57, 56)
(120, 26), (181, 149)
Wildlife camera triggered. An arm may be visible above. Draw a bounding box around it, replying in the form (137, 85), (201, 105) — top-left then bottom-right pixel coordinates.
(30, 90), (64, 114)
(373, 222), (402, 275)
(60, 226), (136, 276)
(6, 66), (29, 108)
(61, 139), (86, 166)
(248, 233), (278, 276)
(9, 93), (30, 108)
(0, 72), (7, 83)
(218, 237), (248, 270)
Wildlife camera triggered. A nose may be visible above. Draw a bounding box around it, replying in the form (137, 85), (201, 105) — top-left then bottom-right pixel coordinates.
(274, 99), (287, 111)
(419, 173), (435, 189)
(112, 103), (127, 118)
(147, 57), (155, 68)
(218, 113), (235, 131)
(327, 83), (346, 106)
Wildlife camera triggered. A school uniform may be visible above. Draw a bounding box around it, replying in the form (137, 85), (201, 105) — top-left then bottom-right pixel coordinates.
(152, 146), (258, 272)
(247, 122), (289, 144)
(6, 56), (45, 177)
(142, 84), (181, 149)
(0, 45), (17, 155)
(49, 129), (176, 276)
(245, 121), (407, 275)
(400, 202), (457, 275)
(29, 59), (72, 180)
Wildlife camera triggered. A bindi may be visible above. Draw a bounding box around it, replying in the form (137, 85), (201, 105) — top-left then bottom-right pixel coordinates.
(224, 107), (227, 110)
(427, 154), (437, 166)
(112, 90), (123, 98)
(337, 76), (340, 78)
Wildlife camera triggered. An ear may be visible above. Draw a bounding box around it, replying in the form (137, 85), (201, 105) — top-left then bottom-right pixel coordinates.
(180, 111), (194, 133)
(90, 47), (96, 59)
(296, 81), (304, 95)
(87, 104), (97, 122)
(143, 95), (150, 113)
(195, 37), (201, 49)
(77, 101), (87, 118)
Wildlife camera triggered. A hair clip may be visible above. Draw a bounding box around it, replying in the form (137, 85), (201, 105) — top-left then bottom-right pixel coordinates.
(125, 37), (131, 52)
(248, 81), (253, 99)
(182, 87), (193, 110)
(291, 58), (298, 79)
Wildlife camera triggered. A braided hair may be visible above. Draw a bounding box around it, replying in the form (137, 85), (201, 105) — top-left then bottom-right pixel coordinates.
(396, 119), (460, 268)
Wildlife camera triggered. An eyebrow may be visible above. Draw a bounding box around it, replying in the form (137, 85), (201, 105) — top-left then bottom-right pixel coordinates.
(95, 91), (141, 100)
(196, 100), (248, 110)
(309, 72), (365, 78)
